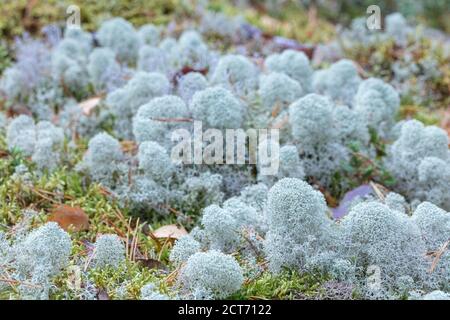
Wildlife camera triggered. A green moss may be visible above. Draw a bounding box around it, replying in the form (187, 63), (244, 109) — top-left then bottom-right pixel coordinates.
(231, 269), (329, 300)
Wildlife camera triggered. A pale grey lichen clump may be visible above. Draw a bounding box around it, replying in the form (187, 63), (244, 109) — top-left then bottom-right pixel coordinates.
(51, 38), (89, 96)
(138, 141), (174, 181)
(385, 12), (411, 46)
(177, 30), (211, 70)
(92, 234), (126, 269)
(384, 192), (408, 214)
(78, 132), (125, 186)
(7, 115), (64, 171)
(133, 95), (189, 145)
(265, 50), (313, 93)
(0, 68), (27, 101)
(176, 72), (208, 103)
(191, 86), (245, 129)
(181, 177), (450, 299)
(32, 121), (65, 171)
(64, 25), (93, 54)
(211, 54), (259, 96)
(137, 45), (169, 75)
(412, 202), (450, 250)
(14, 222), (71, 277)
(106, 71), (170, 139)
(138, 24), (161, 46)
(179, 251), (244, 299)
(87, 47), (121, 92)
(313, 59), (361, 106)
(258, 144), (305, 186)
(332, 104), (370, 148)
(259, 72), (304, 111)
(1, 12), (450, 300)
(421, 291), (450, 300)
(288, 94), (350, 187)
(411, 202), (450, 290)
(386, 120), (450, 210)
(96, 17), (139, 64)
(354, 78), (400, 137)
(339, 202), (427, 298)
(140, 283), (169, 300)
(170, 235), (202, 266)
(7, 115), (36, 156)
(263, 178), (332, 273)
(12, 222), (72, 299)
(200, 203), (245, 252)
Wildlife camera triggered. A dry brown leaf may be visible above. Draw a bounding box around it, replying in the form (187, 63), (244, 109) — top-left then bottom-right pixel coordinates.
(152, 224), (187, 240)
(48, 204), (89, 232)
(79, 96), (102, 116)
(136, 258), (167, 270)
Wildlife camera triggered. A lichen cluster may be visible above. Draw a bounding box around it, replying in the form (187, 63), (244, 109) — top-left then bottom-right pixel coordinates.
(0, 5), (449, 300)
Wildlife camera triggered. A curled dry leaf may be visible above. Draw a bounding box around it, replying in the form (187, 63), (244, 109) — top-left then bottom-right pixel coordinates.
(152, 224), (187, 240)
(136, 258), (167, 270)
(48, 204), (89, 232)
(0, 149), (9, 158)
(79, 96), (102, 116)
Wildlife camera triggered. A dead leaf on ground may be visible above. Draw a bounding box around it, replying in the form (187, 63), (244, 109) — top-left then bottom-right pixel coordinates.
(152, 224), (187, 240)
(0, 149), (9, 158)
(98, 186), (113, 197)
(79, 96), (102, 116)
(48, 204), (89, 232)
(136, 258), (167, 270)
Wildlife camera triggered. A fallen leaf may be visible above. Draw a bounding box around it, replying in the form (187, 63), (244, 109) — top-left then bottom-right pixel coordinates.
(0, 149), (9, 158)
(152, 224), (187, 240)
(98, 186), (113, 197)
(79, 96), (102, 116)
(136, 258), (167, 270)
(48, 204), (89, 232)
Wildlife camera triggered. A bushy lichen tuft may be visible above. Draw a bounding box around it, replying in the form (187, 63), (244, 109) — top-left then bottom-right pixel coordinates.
(97, 18), (139, 64)
(211, 55), (259, 96)
(133, 95), (189, 145)
(259, 72), (304, 111)
(265, 50), (313, 93)
(92, 234), (126, 269)
(179, 250), (244, 299)
(191, 87), (245, 129)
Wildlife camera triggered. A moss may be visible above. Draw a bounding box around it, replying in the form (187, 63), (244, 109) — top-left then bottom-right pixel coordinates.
(231, 269), (329, 300)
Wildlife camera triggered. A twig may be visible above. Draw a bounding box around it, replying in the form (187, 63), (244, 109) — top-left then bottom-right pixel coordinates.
(429, 240), (450, 273)
(0, 277), (42, 289)
(369, 181), (387, 201)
